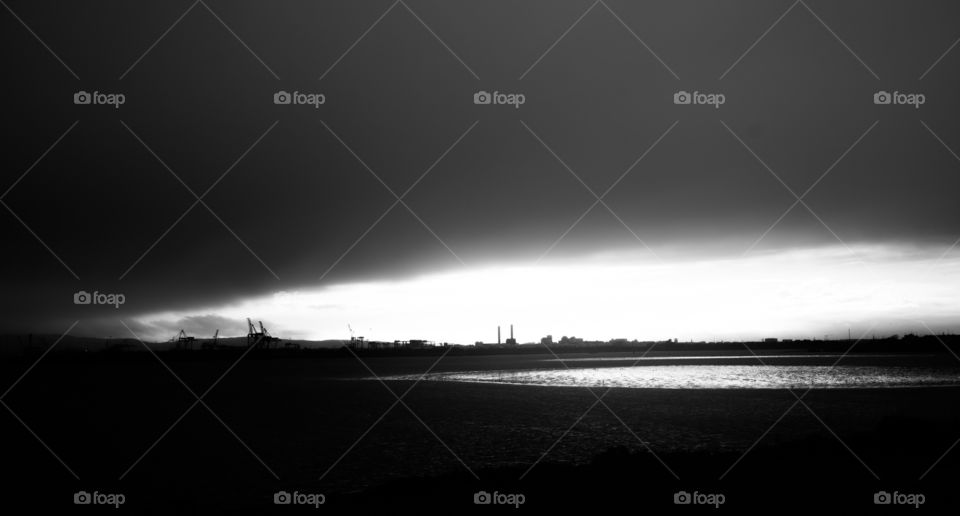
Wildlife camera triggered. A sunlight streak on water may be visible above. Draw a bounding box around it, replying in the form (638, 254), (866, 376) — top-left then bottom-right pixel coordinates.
(541, 354), (933, 362)
(390, 365), (960, 389)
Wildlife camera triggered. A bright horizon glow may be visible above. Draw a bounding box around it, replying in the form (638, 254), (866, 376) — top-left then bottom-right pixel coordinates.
(130, 244), (960, 343)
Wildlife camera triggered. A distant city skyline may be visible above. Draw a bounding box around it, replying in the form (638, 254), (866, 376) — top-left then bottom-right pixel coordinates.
(50, 243), (956, 344)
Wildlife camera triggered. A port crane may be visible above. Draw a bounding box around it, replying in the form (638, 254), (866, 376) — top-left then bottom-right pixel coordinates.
(247, 318), (280, 348)
(175, 329), (196, 350)
(202, 329), (219, 350)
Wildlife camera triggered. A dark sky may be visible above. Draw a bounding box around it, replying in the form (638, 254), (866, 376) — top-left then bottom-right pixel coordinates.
(2, 0), (959, 339)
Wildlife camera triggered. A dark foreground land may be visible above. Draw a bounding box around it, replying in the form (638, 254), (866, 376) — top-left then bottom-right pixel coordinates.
(1, 350), (959, 513)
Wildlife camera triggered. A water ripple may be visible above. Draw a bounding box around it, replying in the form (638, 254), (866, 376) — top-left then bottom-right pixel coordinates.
(385, 365), (960, 389)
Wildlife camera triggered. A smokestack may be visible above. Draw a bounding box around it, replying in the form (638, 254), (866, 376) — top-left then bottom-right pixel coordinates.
(511, 324), (514, 339)
(498, 326), (501, 345)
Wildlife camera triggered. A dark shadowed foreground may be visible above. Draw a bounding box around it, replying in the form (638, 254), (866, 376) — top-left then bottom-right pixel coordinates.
(2, 350), (957, 512)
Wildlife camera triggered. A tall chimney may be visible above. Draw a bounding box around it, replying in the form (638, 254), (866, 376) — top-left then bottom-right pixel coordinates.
(511, 324), (514, 339)
(498, 326), (501, 345)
